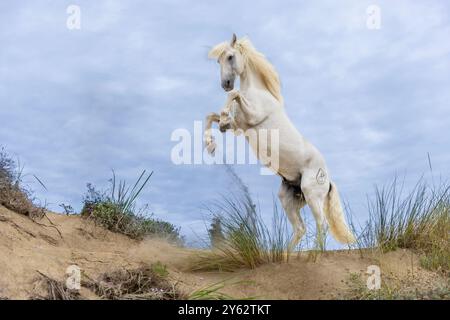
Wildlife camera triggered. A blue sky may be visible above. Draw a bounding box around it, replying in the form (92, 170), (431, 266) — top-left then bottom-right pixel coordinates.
(1, 0), (449, 246)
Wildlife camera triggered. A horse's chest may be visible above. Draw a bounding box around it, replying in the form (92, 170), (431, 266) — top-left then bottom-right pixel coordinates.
(233, 109), (248, 129)
(231, 93), (264, 129)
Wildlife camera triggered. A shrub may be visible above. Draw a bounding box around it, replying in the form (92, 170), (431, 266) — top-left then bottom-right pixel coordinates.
(81, 170), (182, 243)
(0, 147), (44, 219)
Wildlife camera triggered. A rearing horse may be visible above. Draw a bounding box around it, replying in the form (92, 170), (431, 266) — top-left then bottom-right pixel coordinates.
(205, 34), (356, 251)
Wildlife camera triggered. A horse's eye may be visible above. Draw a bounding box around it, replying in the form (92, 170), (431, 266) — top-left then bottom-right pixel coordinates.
(228, 55), (233, 61)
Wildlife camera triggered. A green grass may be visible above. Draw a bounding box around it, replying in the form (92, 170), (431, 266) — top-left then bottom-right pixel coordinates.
(190, 167), (290, 271)
(188, 280), (256, 300)
(81, 170), (182, 242)
(188, 281), (237, 300)
(352, 177), (449, 274)
(151, 261), (169, 278)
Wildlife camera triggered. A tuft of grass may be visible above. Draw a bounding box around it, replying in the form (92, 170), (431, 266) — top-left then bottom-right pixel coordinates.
(151, 261), (169, 278)
(189, 167), (290, 272)
(81, 170), (182, 242)
(188, 281), (236, 300)
(188, 280), (255, 300)
(354, 177), (449, 274)
(84, 266), (184, 300)
(0, 147), (45, 219)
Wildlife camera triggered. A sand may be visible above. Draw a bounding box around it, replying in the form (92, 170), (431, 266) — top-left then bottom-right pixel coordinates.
(0, 205), (446, 299)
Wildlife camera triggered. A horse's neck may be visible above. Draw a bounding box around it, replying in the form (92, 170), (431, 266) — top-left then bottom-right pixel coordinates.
(239, 66), (265, 93)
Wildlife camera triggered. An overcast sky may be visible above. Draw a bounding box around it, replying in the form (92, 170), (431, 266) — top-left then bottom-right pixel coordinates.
(1, 0), (449, 246)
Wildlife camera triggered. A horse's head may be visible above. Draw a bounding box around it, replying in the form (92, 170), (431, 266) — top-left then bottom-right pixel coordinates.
(214, 34), (245, 92)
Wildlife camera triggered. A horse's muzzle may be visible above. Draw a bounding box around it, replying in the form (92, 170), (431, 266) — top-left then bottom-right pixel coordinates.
(221, 79), (234, 92)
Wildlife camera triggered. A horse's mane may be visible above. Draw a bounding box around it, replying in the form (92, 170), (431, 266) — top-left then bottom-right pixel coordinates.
(209, 37), (283, 103)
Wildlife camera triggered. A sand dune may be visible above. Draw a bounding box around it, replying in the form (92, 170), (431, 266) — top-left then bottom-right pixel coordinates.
(0, 205), (447, 299)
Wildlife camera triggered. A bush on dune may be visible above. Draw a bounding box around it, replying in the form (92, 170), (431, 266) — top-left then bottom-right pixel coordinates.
(0, 147), (44, 219)
(81, 170), (182, 243)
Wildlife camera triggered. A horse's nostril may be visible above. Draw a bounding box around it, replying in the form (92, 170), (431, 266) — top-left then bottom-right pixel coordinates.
(222, 79), (233, 90)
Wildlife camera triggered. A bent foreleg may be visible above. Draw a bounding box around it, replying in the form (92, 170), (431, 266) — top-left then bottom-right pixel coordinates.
(219, 100), (238, 132)
(204, 112), (220, 154)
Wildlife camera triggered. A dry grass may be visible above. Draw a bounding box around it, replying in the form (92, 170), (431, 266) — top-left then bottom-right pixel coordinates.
(0, 147), (44, 219)
(33, 271), (81, 300)
(84, 266), (185, 300)
(31, 264), (184, 300)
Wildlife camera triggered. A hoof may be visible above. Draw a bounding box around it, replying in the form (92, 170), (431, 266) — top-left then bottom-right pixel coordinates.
(219, 122), (231, 132)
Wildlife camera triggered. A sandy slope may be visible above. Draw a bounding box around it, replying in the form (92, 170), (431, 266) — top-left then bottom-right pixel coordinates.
(0, 205), (446, 299)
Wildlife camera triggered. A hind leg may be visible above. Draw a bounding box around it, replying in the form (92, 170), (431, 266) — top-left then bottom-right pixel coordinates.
(301, 170), (330, 251)
(278, 181), (306, 252)
(306, 195), (328, 251)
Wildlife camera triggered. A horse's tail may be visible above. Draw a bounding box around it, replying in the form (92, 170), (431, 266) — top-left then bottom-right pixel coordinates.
(323, 181), (356, 244)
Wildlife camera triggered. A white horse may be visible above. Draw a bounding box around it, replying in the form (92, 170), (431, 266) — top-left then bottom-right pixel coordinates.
(204, 34), (356, 251)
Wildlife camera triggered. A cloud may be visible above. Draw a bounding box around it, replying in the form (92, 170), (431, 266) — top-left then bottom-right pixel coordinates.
(151, 76), (187, 93)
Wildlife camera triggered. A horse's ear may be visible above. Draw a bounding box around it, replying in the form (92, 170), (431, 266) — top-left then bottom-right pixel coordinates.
(230, 33), (237, 47)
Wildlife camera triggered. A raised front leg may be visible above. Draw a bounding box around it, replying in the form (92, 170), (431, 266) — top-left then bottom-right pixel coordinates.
(219, 100), (236, 132)
(204, 112), (220, 154)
